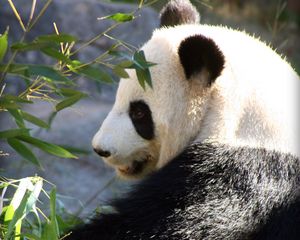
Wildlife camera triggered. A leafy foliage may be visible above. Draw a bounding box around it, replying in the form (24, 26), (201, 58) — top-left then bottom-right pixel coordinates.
(0, 0), (155, 239)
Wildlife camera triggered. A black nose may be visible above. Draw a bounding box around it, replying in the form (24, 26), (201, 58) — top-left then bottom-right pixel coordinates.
(93, 148), (111, 158)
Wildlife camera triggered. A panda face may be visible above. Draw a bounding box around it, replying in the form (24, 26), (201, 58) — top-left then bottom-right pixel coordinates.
(92, 0), (225, 178)
(92, 30), (225, 178)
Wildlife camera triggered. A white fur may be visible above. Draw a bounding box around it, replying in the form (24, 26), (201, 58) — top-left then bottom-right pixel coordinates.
(92, 24), (299, 177)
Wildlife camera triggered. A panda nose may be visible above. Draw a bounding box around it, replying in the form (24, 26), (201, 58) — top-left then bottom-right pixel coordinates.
(93, 148), (111, 158)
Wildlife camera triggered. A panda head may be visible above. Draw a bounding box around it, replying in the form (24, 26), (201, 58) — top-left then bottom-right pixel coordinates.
(92, 0), (225, 179)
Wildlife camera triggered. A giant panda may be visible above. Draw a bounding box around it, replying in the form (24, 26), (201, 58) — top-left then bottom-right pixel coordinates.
(65, 0), (300, 239)
(92, 0), (299, 179)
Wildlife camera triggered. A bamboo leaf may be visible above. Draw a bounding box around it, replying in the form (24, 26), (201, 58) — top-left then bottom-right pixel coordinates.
(41, 188), (59, 240)
(0, 128), (30, 139)
(21, 111), (49, 129)
(133, 50), (156, 69)
(0, 63), (28, 76)
(59, 145), (90, 155)
(58, 88), (85, 97)
(7, 109), (25, 128)
(11, 42), (53, 51)
(135, 68), (145, 90)
(0, 28), (8, 62)
(16, 135), (77, 159)
(98, 13), (135, 22)
(133, 50), (153, 89)
(27, 65), (70, 83)
(75, 65), (114, 83)
(1, 94), (33, 104)
(117, 60), (134, 68)
(0, 64), (70, 83)
(35, 34), (77, 43)
(49, 188), (59, 237)
(55, 93), (87, 112)
(0, 99), (19, 109)
(113, 65), (129, 78)
(0, 95), (32, 110)
(4, 191), (30, 240)
(41, 48), (72, 64)
(7, 138), (41, 167)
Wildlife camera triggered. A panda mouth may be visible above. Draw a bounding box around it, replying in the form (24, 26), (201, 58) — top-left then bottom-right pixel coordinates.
(117, 159), (148, 176)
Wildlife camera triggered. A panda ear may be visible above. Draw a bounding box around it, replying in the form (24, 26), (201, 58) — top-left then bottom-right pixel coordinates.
(178, 34), (225, 85)
(160, 0), (200, 27)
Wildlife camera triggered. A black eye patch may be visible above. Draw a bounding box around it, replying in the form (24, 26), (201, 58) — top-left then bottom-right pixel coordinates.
(129, 101), (154, 140)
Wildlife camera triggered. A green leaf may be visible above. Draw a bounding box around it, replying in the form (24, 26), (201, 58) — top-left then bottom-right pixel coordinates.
(42, 223), (58, 240)
(117, 60), (134, 68)
(4, 178), (43, 240)
(75, 64), (114, 83)
(109, 50), (132, 61)
(7, 138), (41, 167)
(27, 65), (70, 83)
(135, 68), (145, 90)
(35, 34), (77, 43)
(109, 50), (155, 70)
(55, 93), (87, 112)
(0, 63), (28, 76)
(0, 95), (32, 110)
(0, 64), (70, 83)
(47, 111), (57, 128)
(98, 13), (135, 22)
(133, 51), (153, 89)
(41, 48), (72, 64)
(136, 67), (152, 90)
(3, 205), (14, 223)
(42, 188), (59, 240)
(11, 42), (53, 51)
(59, 145), (90, 155)
(0, 99), (19, 109)
(49, 188), (59, 236)
(8, 109), (25, 128)
(2, 95), (33, 104)
(21, 111), (49, 129)
(4, 191), (30, 240)
(58, 88), (85, 97)
(113, 65), (129, 78)
(133, 50), (156, 69)
(0, 28), (8, 62)
(16, 135), (77, 159)
(0, 128), (30, 139)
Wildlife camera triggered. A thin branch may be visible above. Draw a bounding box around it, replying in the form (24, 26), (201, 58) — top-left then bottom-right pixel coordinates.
(26, 0), (37, 29)
(27, 0), (53, 32)
(70, 22), (122, 56)
(7, 0), (26, 32)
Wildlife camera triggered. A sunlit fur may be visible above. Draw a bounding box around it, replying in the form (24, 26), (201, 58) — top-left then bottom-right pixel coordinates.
(93, 17), (299, 179)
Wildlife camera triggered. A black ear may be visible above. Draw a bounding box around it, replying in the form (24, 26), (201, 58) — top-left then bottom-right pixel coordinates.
(160, 0), (200, 27)
(178, 35), (225, 85)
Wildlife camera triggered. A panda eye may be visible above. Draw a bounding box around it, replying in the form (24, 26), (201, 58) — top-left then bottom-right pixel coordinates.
(131, 108), (145, 120)
(129, 100), (154, 140)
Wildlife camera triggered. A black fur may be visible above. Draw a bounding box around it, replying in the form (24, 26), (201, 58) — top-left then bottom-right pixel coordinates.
(65, 143), (300, 240)
(160, 0), (200, 27)
(178, 35), (225, 84)
(129, 100), (154, 140)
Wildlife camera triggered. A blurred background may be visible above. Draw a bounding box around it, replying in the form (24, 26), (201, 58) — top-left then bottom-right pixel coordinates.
(0, 0), (299, 221)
